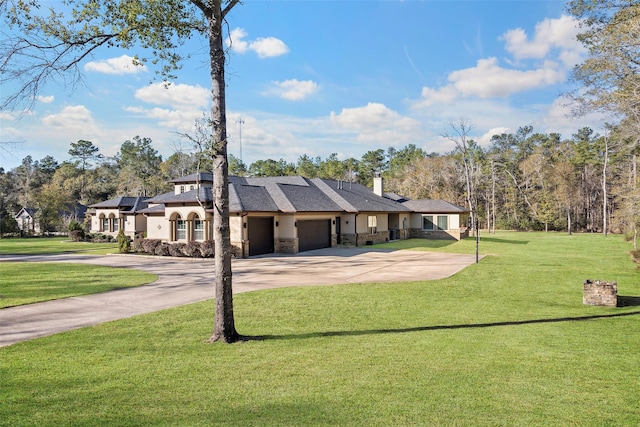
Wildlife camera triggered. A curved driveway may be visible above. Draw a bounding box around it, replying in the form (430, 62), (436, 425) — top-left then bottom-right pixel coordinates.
(0, 247), (478, 347)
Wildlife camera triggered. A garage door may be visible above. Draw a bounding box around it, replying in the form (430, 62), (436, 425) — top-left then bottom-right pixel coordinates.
(298, 219), (331, 252)
(248, 217), (274, 256)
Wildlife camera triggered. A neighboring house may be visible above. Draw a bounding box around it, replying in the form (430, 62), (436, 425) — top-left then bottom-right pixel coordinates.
(88, 173), (470, 256)
(14, 207), (39, 234)
(15, 203), (88, 235)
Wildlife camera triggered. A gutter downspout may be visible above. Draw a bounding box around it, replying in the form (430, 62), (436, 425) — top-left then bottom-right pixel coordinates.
(354, 213), (358, 247)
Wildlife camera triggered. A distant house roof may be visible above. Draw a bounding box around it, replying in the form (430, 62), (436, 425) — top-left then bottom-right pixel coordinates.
(62, 202), (88, 219)
(402, 199), (469, 213)
(15, 207), (38, 219)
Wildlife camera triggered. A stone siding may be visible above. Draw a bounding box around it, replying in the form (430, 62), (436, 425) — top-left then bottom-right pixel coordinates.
(275, 238), (298, 254)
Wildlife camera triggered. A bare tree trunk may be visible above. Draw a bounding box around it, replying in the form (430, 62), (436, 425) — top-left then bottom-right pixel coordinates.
(445, 119), (476, 236)
(491, 160), (496, 234)
(207, 4), (239, 343)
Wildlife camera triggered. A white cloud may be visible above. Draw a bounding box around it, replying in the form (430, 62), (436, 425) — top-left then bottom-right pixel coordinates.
(226, 27), (289, 58)
(123, 106), (202, 132)
(36, 95), (54, 103)
(478, 127), (511, 146)
(543, 96), (607, 135)
(450, 57), (566, 98)
(250, 37), (290, 58)
(134, 82), (209, 109)
(84, 54), (146, 75)
(415, 57), (566, 107)
(41, 105), (100, 134)
(418, 86), (459, 107)
(329, 102), (420, 145)
(263, 79), (319, 101)
(414, 15), (586, 110)
(227, 28), (249, 54)
(501, 15), (584, 64)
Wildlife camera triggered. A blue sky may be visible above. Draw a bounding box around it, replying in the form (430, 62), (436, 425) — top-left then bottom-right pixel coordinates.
(1, 0), (605, 171)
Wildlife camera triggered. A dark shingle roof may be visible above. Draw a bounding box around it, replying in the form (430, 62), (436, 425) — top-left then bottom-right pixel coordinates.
(146, 187), (213, 205)
(168, 172), (214, 184)
(137, 204), (165, 214)
(90, 197), (149, 213)
(227, 176), (409, 214)
(93, 176), (465, 217)
(229, 179), (279, 212)
(314, 179), (411, 213)
(402, 199), (469, 213)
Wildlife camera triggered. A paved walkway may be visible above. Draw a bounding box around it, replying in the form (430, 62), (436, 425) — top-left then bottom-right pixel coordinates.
(0, 248), (479, 347)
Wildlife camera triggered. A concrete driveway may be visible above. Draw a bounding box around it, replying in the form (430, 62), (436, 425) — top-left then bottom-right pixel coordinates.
(0, 247), (478, 347)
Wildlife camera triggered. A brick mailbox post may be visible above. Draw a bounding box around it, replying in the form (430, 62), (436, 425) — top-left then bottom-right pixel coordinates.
(583, 280), (618, 307)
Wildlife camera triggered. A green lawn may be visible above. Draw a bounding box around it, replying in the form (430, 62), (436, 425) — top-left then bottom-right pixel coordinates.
(0, 237), (118, 255)
(1, 232), (639, 426)
(0, 263), (157, 308)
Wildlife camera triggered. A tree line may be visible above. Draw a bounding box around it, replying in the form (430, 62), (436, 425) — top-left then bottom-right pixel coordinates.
(1, 121), (638, 246)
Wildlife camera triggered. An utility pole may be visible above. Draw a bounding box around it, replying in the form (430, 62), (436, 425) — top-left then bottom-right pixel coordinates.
(236, 117), (244, 164)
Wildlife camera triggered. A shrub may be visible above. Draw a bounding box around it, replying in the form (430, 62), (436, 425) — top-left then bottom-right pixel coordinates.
(87, 233), (113, 243)
(168, 243), (185, 257)
(69, 230), (85, 242)
(68, 219), (84, 233)
(200, 240), (215, 258)
(154, 242), (170, 256)
(183, 241), (202, 257)
(141, 239), (162, 254)
(131, 235), (143, 253)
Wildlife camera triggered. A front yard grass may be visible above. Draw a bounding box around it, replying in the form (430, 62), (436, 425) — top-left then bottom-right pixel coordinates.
(1, 231), (639, 426)
(0, 263), (157, 308)
(0, 237), (117, 255)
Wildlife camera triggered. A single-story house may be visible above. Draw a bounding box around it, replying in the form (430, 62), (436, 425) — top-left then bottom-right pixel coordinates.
(88, 173), (469, 256)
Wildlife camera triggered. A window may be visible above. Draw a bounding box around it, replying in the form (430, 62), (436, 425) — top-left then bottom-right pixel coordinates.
(194, 218), (204, 241)
(102, 217), (109, 232)
(423, 215), (434, 230)
(190, 185), (195, 191)
(368, 215), (377, 233)
(437, 215), (448, 230)
(176, 219), (187, 240)
(180, 186), (185, 194)
(113, 218), (119, 232)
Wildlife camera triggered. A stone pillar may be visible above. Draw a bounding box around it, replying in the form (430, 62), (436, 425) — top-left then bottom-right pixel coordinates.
(583, 280), (618, 307)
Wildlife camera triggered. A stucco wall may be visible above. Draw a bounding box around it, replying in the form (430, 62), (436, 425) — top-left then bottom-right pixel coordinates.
(145, 215), (167, 240)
